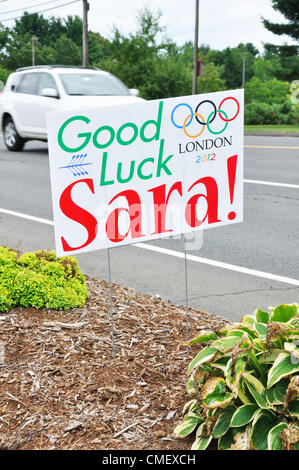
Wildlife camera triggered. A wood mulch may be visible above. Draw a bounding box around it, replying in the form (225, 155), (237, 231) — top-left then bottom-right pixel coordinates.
(0, 275), (230, 450)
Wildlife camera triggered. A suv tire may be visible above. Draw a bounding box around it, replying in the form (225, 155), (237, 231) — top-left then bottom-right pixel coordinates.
(3, 117), (25, 151)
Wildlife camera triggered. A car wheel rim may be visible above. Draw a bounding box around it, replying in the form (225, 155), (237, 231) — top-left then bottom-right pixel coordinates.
(4, 122), (17, 147)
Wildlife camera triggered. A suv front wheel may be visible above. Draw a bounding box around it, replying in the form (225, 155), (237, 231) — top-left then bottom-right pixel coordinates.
(3, 117), (25, 151)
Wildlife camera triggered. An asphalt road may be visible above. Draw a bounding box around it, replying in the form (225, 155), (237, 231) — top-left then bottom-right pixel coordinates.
(0, 134), (298, 322)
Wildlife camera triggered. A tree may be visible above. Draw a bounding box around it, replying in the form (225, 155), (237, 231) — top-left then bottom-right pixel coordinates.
(197, 62), (226, 93)
(207, 44), (256, 89)
(13, 12), (64, 46)
(263, 0), (299, 55)
(263, 0), (299, 41)
(53, 35), (81, 65)
(245, 76), (290, 104)
(63, 15), (83, 47)
(0, 24), (9, 50)
(97, 8), (192, 99)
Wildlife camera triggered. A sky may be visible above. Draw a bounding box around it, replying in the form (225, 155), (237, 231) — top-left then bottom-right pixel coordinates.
(0, 0), (297, 53)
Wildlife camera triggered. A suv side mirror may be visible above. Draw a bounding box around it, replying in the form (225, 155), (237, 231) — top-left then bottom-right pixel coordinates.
(41, 87), (59, 99)
(130, 88), (140, 97)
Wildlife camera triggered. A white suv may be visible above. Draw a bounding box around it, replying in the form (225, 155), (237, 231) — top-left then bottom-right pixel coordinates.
(0, 66), (143, 151)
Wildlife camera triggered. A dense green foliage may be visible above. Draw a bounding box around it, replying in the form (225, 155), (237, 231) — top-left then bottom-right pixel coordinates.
(174, 304), (299, 450)
(0, 246), (88, 311)
(244, 101), (297, 125)
(0, 6), (298, 123)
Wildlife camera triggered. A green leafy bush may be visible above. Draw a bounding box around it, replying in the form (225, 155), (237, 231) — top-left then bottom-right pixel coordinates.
(245, 77), (290, 105)
(0, 246), (88, 311)
(0, 66), (10, 86)
(244, 101), (297, 125)
(174, 304), (299, 450)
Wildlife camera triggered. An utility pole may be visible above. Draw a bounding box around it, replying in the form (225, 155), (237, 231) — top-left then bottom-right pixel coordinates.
(192, 0), (199, 95)
(32, 36), (38, 66)
(82, 0), (89, 67)
(242, 52), (249, 87)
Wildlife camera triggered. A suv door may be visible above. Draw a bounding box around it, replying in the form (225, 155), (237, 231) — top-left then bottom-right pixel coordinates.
(13, 72), (41, 135)
(33, 72), (61, 135)
(14, 72), (60, 138)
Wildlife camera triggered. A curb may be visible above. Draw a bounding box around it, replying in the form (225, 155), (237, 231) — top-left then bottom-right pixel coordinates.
(245, 131), (299, 137)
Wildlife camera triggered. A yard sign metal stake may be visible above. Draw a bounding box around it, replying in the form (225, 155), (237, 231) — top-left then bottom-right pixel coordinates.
(184, 249), (189, 353)
(107, 248), (115, 358)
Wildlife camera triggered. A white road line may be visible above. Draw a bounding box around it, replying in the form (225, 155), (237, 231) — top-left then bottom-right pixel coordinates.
(244, 179), (299, 189)
(1, 207), (298, 287)
(0, 208), (54, 225)
(135, 243), (299, 287)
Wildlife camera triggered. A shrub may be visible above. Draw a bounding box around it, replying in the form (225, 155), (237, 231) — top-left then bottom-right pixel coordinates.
(0, 66), (10, 87)
(244, 101), (297, 125)
(174, 304), (299, 450)
(245, 77), (290, 105)
(0, 247), (88, 311)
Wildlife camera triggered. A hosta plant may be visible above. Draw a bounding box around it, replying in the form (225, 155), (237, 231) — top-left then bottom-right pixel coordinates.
(174, 304), (299, 450)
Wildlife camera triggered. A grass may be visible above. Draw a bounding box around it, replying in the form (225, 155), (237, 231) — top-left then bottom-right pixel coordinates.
(244, 124), (299, 134)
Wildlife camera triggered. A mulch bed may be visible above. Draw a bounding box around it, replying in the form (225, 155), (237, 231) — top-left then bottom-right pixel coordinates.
(0, 276), (230, 450)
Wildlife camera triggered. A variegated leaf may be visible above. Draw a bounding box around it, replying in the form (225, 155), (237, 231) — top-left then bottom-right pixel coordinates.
(267, 352), (299, 388)
(268, 423), (288, 450)
(230, 404), (259, 427)
(212, 406), (236, 438)
(187, 346), (217, 374)
(201, 377), (233, 409)
(251, 409), (277, 450)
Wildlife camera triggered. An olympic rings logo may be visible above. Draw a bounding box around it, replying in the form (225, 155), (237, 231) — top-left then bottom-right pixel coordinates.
(171, 96), (240, 137)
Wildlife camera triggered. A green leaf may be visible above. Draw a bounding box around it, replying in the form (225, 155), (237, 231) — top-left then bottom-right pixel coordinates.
(212, 335), (245, 352)
(212, 406), (236, 438)
(268, 422), (288, 450)
(243, 372), (268, 408)
(191, 435), (212, 450)
(230, 404), (259, 427)
(218, 426), (247, 450)
(186, 375), (196, 395)
(284, 341), (299, 362)
(201, 377), (233, 409)
(187, 346), (217, 374)
(254, 308), (270, 324)
(212, 356), (230, 372)
(264, 386), (277, 406)
(260, 349), (285, 364)
(271, 304), (299, 323)
(182, 399), (197, 415)
(265, 377), (289, 405)
(245, 381), (268, 408)
(255, 322), (267, 336)
(187, 331), (218, 345)
(190, 422), (213, 449)
(226, 356), (247, 396)
(243, 372), (265, 394)
(206, 408), (221, 418)
(251, 409), (277, 450)
(235, 326), (257, 340)
(227, 329), (245, 337)
(241, 315), (255, 327)
(287, 399), (299, 418)
(238, 382), (252, 405)
(267, 352), (299, 388)
(174, 414), (203, 438)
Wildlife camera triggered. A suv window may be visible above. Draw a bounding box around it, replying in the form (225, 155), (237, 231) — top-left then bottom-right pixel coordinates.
(10, 74), (23, 92)
(59, 73), (130, 96)
(37, 73), (58, 95)
(16, 73), (40, 95)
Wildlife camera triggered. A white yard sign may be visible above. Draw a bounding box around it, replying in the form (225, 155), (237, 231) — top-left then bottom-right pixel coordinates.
(47, 89), (244, 256)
